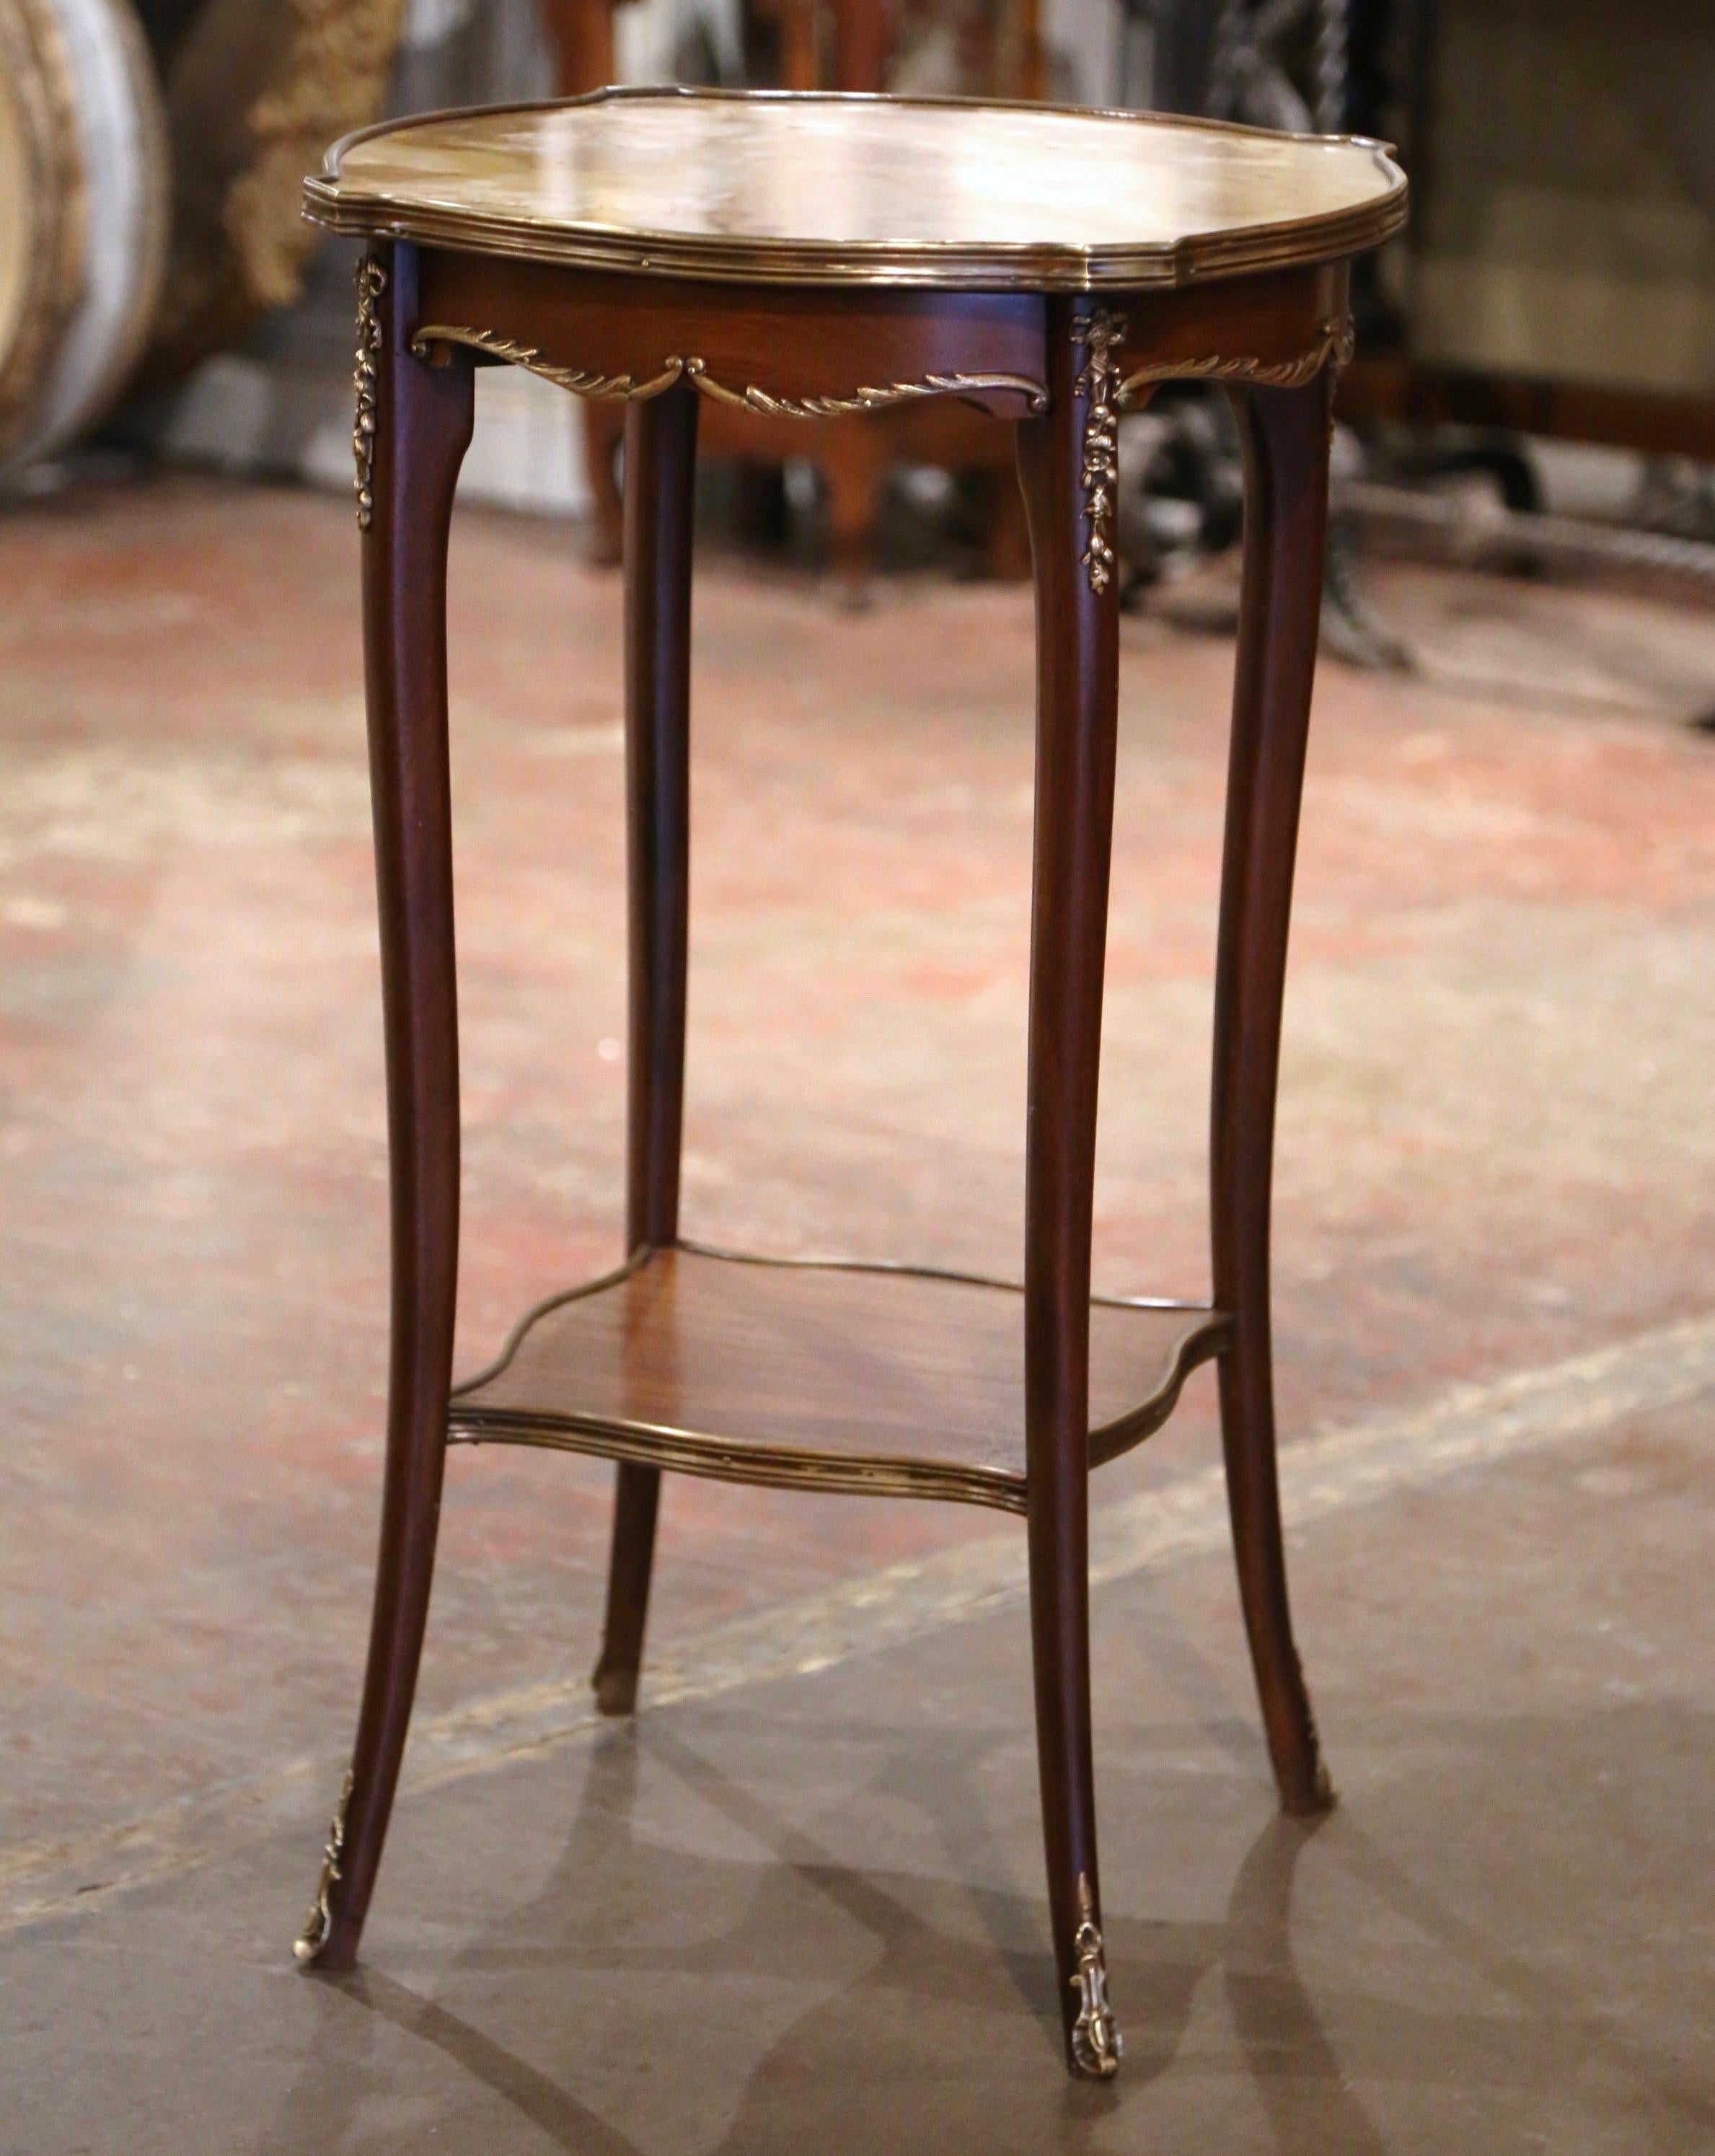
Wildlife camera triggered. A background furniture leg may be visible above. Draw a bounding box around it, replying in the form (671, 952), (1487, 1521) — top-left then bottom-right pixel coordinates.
(1210, 374), (1338, 1817)
(819, 424), (881, 603)
(1016, 296), (1124, 2080)
(582, 402), (627, 566)
(297, 243), (473, 1971)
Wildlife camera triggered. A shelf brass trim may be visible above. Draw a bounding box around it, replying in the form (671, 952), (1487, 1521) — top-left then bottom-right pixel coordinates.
(448, 1409), (1036, 1515)
(444, 1243), (1229, 1514)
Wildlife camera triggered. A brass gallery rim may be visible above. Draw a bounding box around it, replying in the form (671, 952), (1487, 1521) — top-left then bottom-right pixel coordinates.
(441, 1242), (1234, 1517)
(301, 86), (1407, 294)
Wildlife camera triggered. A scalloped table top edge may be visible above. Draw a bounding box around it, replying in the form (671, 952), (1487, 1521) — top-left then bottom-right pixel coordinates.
(302, 87), (1408, 293)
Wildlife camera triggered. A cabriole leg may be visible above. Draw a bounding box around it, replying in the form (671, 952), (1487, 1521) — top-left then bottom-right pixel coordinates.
(1211, 374), (1338, 1818)
(296, 243), (473, 1971)
(1016, 296), (1124, 2080)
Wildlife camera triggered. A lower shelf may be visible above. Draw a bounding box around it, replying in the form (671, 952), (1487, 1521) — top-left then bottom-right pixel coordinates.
(447, 1243), (1228, 1515)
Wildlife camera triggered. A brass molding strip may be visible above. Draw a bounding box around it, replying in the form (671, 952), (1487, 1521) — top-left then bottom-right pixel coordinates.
(447, 1409), (1035, 1515)
(303, 87), (1408, 293)
(450, 1247), (655, 1399)
(1116, 312), (1355, 405)
(306, 191), (1408, 294)
(410, 327), (1046, 417)
(444, 1244), (1228, 1515)
(1069, 1873), (1123, 2077)
(352, 258), (385, 528)
(451, 1238), (1223, 1399)
(1076, 306), (1124, 595)
(672, 1237), (1212, 1311)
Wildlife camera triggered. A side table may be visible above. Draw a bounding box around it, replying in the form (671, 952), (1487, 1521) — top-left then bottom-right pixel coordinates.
(296, 87), (1406, 2081)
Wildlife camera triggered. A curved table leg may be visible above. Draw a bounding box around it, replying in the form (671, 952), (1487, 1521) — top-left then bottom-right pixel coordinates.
(297, 244), (473, 1971)
(592, 382), (699, 1716)
(1211, 374), (1338, 1818)
(1017, 296), (1124, 2080)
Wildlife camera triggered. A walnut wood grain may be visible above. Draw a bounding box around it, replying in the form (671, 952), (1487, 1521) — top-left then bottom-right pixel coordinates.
(1211, 375), (1339, 1818)
(305, 243), (472, 1974)
(410, 252), (1362, 434)
(447, 1246), (1229, 1514)
(413, 255), (1050, 420)
(1016, 295), (1122, 2067)
(297, 89), (1399, 2081)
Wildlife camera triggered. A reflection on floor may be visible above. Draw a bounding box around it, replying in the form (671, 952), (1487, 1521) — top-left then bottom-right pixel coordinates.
(8, 1381), (1711, 2150)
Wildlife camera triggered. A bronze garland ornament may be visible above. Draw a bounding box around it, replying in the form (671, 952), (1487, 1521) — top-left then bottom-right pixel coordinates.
(1116, 312), (1355, 403)
(408, 325), (683, 400)
(408, 325), (1047, 419)
(680, 357), (1048, 418)
(400, 305), (1352, 597)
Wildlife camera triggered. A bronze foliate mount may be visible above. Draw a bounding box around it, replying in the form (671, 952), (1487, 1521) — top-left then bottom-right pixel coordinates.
(352, 258), (386, 529)
(681, 357), (1047, 419)
(294, 1767), (354, 1965)
(408, 325), (1047, 421)
(1068, 1872), (1122, 2077)
(1075, 307), (1125, 597)
(408, 325), (684, 400)
(1116, 312), (1356, 403)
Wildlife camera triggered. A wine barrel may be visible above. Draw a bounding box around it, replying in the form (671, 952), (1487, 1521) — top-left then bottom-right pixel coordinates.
(0, 0), (167, 479)
(131, 0), (407, 392)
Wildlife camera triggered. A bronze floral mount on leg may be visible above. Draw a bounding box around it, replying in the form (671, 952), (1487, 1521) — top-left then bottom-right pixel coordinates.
(1069, 304), (1355, 597)
(1068, 1873), (1123, 2077)
(352, 258), (386, 529)
(294, 1768), (354, 1965)
(1074, 308), (1124, 595)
